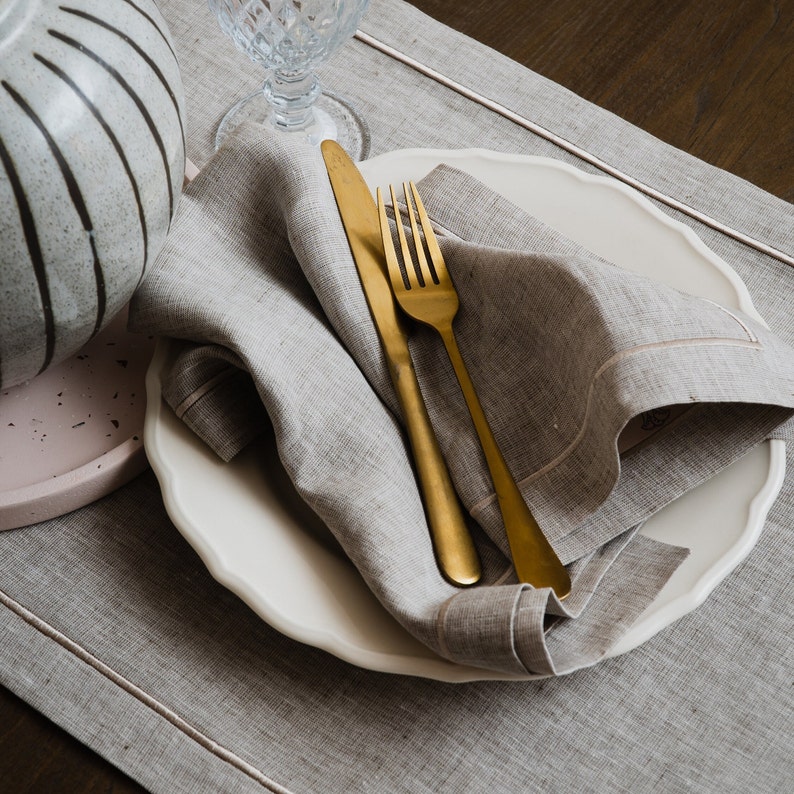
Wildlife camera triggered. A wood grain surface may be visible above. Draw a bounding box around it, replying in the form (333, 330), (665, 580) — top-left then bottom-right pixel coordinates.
(416, 0), (793, 202)
(1, 1), (791, 791)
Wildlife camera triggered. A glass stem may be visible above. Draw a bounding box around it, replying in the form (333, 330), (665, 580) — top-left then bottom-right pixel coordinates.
(262, 69), (321, 132)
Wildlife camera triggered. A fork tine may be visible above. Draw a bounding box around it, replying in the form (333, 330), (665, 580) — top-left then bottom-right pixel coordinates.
(377, 187), (409, 293)
(409, 181), (446, 284)
(403, 182), (434, 287)
(389, 184), (419, 290)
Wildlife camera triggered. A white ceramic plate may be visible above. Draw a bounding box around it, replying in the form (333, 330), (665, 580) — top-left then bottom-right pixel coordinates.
(144, 150), (785, 681)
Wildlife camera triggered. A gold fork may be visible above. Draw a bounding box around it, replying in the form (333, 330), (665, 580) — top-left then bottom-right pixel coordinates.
(377, 181), (571, 599)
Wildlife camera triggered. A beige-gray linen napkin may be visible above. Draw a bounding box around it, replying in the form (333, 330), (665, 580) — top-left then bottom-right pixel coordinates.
(129, 126), (794, 676)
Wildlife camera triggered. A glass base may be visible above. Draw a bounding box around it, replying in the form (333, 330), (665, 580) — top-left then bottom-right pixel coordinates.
(215, 89), (371, 160)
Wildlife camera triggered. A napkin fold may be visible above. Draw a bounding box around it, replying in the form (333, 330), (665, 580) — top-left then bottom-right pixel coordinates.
(129, 126), (794, 675)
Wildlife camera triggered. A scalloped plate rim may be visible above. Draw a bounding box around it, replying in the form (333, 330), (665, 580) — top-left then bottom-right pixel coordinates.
(144, 148), (784, 681)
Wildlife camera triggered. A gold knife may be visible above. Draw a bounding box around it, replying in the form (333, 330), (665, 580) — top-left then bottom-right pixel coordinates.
(321, 140), (481, 587)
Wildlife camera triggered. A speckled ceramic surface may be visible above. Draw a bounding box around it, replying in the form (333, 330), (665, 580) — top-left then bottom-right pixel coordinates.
(0, 305), (154, 530)
(0, 0), (185, 388)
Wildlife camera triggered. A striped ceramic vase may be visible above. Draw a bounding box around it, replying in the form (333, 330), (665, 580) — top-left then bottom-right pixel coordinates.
(0, 0), (185, 388)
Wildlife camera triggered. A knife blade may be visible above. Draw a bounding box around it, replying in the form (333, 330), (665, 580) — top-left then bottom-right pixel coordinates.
(321, 139), (481, 587)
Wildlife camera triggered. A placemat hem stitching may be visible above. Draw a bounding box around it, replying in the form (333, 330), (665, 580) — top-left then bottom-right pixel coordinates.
(0, 587), (295, 794)
(353, 30), (794, 268)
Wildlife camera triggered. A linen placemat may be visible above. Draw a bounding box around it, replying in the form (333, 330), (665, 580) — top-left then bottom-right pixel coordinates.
(1, 0), (792, 790)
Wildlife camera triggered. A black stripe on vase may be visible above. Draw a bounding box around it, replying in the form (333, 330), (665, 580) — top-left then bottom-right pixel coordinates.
(3, 80), (107, 339)
(47, 28), (175, 219)
(118, 0), (180, 67)
(58, 6), (186, 162)
(0, 119), (56, 378)
(34, 53), (149, 275)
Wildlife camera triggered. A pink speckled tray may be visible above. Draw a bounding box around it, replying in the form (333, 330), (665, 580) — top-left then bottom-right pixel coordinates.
(0, 305), (155, 530)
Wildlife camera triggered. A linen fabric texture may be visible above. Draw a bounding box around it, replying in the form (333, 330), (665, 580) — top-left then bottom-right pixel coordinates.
(129, 126), (794, 676)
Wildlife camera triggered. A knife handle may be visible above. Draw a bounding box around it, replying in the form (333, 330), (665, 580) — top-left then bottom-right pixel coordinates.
(388, 354), (481, 586)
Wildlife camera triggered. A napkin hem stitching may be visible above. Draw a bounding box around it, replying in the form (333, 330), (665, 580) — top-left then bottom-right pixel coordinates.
(700, 299), (759, 343)
(469, 335), (762, 516)
(172, 366), (239, 419)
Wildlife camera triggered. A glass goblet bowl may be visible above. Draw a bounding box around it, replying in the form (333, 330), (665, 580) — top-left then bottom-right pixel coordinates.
(209, 0), (371, 157)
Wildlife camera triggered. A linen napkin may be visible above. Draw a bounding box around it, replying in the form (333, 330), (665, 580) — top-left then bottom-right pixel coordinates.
(129, 125), (794, 676)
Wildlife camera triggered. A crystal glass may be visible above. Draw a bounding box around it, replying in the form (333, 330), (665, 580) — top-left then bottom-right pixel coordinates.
(209, 0), (371, 157)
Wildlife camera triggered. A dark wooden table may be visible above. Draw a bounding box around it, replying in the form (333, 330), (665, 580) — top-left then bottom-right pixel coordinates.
(2, 1), (791, 790)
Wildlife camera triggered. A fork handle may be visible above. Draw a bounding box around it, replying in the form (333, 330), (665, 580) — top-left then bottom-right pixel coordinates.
(387, 352), (482, 587)
(438, 324), (571, 599)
